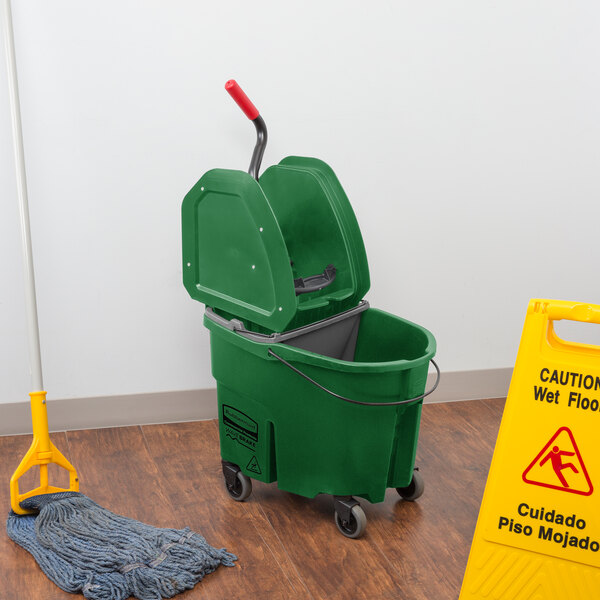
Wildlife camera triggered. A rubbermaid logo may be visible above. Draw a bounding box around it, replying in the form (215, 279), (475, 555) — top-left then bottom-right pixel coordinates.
(223, 405), (258, 440)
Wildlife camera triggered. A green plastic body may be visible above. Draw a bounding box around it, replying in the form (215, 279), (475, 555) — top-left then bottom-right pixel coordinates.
(182, 157), (370, 332)
(206, 307), (436, 504)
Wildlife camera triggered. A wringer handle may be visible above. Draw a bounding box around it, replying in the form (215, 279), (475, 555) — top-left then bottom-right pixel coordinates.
(224, 79), (267, 181)
(225, 79), (260, 120)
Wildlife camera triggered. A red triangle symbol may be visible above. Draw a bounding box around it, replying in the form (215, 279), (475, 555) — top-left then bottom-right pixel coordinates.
(522, 427), (593, 496)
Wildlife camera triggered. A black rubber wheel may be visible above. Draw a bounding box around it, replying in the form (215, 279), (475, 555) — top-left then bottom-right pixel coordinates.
(396, 470), (424, 501)
(225, 470), (252, 502)
(334, 504), (367, 539)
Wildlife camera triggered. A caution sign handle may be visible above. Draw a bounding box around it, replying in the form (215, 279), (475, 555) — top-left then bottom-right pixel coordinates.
(536, 300), (600, 360)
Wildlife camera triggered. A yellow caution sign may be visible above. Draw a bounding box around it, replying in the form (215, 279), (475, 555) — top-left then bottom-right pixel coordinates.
(460, 299), (600, 599)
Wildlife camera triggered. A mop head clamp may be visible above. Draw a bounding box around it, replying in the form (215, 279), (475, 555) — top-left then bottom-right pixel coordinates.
(7, 492), (236, 600)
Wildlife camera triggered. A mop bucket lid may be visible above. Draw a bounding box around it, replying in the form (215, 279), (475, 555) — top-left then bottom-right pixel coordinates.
(182, 156), (370, 332)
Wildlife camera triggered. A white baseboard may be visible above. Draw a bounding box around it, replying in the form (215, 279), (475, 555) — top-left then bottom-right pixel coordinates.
(0, 367), (511, 436)
(0, 388), (218, 436)
(425, 366), (511, 404)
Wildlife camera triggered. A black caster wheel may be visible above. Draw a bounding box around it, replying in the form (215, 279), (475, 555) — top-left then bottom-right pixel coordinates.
(334, 504), (367, 539)
(396, 470), (424, 501)
(222, 462), (252, 502)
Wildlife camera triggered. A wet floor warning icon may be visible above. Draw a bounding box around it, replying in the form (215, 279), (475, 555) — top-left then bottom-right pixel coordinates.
(522, 426), (593, 496)
(246, 456), (262, 475)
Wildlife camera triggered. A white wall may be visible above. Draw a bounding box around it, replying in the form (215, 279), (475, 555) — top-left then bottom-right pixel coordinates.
(1, 1), (599, 404)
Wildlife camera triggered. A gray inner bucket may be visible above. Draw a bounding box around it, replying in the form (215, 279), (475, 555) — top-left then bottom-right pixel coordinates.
(283, 313), (361, 361)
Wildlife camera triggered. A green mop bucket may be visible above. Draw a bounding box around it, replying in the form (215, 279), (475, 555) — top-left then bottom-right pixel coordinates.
(182, 80), (438, 537)
(205, 304), (436, 504)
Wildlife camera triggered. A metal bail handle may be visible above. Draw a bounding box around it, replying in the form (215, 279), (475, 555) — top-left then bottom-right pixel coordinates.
(268, 349), (440, 407)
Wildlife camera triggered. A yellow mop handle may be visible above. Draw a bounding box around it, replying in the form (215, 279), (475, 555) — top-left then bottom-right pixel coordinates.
(3, 0), (79, 515)
(9, 392), (79, 515)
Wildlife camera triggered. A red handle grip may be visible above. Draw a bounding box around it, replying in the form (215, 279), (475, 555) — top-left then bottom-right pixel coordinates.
(225, 79), (259, 120)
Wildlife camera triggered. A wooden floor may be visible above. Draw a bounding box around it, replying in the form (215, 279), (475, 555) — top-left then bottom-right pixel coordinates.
(0, 398), (505, 600)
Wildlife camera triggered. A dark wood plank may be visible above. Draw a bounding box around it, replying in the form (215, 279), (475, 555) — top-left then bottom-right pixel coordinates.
(65, 424), (297, 599)
(140, 420), (314, 600)
(248, 479), (407, 600)
(241, 399), (504, 600)
(0, 398), (506, 600)
(64, 426), (178, 526)
(364, 398), (505, 600)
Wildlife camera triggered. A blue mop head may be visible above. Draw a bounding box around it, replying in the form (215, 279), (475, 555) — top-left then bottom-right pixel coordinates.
(6, 492), (236, 600)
